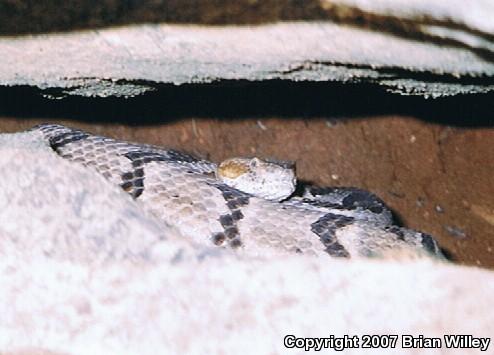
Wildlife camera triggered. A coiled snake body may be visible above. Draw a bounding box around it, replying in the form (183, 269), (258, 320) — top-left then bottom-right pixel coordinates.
(31, 124), (442, 259)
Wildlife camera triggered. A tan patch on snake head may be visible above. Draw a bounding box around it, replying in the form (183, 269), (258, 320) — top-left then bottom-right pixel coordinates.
(217, 158), (249, 179)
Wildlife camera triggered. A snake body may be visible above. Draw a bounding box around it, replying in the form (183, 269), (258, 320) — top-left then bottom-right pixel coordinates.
(31, 124), (442, 259)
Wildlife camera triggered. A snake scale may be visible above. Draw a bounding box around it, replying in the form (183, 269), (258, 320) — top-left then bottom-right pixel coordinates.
(30, 124), (443, 259)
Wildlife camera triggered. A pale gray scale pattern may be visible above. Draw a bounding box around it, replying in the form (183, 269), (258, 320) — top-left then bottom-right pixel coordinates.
(32, 124), (247, 250)
(300, 186), (394, 226)
(31, 124), (444, 259)
(310, 213), (353, 257)
(207, 182), (250, 248)
(299, 186), (441, 256)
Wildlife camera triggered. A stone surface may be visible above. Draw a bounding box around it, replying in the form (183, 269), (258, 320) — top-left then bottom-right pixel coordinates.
(2, 0), (494, 35)
(0, 131), (494, 354)
(0, 131), (195, 263)
(1, 20), (494, 98)
(2, 0), (494, 97)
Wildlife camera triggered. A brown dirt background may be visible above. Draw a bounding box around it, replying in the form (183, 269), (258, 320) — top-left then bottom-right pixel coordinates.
(1, 116), (493, 268)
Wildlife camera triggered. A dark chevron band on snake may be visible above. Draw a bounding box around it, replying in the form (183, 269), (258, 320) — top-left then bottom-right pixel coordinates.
(31, 123), (443, 259)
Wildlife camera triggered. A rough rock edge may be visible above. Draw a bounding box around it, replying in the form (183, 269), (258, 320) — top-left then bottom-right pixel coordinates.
(1, 131), (494, 354)
(1, 22), (494, 98)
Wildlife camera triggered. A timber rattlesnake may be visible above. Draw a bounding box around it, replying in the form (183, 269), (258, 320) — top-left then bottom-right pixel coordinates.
(30, 124), (443, 259)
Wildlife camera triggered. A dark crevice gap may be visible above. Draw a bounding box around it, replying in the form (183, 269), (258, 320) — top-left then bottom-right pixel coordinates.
(0, 81), (493, 127)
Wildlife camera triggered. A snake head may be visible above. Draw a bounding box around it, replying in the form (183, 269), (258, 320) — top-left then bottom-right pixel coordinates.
(216, 157), (296, 201)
